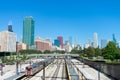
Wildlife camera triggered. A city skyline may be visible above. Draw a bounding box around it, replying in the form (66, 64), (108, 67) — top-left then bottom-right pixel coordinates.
(0, 0), (120, 45)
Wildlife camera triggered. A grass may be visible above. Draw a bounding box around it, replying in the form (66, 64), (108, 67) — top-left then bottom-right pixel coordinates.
(81, 56), (120, 64)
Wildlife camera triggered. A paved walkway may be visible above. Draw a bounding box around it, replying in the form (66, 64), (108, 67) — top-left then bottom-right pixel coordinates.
(71, 59), (111, 80)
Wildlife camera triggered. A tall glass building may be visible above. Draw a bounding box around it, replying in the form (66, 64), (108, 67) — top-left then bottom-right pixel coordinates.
(57, 36), (63, 48)
(54, 39), (60, 47)
(101, 39), (108, 48)
(23, 16), (34, 47)
(112, 34), (117, 44)
(94, 32), (98, 48)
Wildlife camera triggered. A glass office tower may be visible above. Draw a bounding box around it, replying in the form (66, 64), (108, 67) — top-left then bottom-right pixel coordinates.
(23, 16), (34, 47)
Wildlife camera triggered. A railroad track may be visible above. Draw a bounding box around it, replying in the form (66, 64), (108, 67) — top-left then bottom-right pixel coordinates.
(51, 59), (61, 80)
(21, 76), (30, 80)
(62, 59), (64, 80)
(16, 75), (31, 80)
(62, 59), (67, 80)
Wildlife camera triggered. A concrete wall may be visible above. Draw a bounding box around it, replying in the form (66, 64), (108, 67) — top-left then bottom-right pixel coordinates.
(82, 59), (120, 80)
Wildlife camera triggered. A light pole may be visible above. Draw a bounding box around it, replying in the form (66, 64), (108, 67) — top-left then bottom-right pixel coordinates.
(97, 65), (101, 80)
(0, 60), (3, 76)
(16, 55), (19, 75)
(43, 62), (45, 80)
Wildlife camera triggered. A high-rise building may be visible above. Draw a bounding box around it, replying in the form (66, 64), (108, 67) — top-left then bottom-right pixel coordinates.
(91, 42), (94, 47)
(54, 39), (60, 47)
(23, 16), (34, 47)
(64, 41), (72, 52)
(94, 32), (98, 48)
(35, 36), (52, 51)
(112, 34), (117, 44)
(57, 36), (63, 48)
(16, 42), (27, 52)
(118, 41), (120, 48)
(101, 39), (108, 48)
(69, 36), (72, 46)
(0, 30), (16, 52)
(88, 39), (92, 47)
(84, 43), (90, 48)
(8, 21), (13, 32)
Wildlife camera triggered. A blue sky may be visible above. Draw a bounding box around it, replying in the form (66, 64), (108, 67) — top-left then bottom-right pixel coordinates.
(0, 0), (120, 46)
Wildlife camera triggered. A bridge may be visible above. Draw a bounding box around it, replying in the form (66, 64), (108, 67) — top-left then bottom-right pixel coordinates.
(26, 53), (79, 57)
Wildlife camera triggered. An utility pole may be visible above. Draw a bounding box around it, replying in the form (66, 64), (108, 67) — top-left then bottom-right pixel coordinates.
(97, 65), (101, 80)
(43, 62), (45, 80)
(16, 56), (19, 75)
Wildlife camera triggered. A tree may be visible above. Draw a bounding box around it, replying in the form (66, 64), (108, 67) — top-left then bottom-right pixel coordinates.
(43, 50), (51, 54)
(94, 48), (101, 56)
(102, 41), (119, 61)
(71, 46), (82, 54)
(86, 47), (95, 57)
(19, 49), (42, 55)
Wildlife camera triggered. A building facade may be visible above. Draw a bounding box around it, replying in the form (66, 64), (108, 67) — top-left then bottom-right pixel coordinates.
(0, 30), (16, 52)
(23, 16), (34, 47)
(16, 42), (27, 52)
(35, 37), (52, 52)
(54, 39), (60, 47)
(57, 36), (63, 48)
(8, 21), (13, 32)
(112, 34), (117, 43)
(64, 41), (72, 52)
(94, 33), (98, 48)
(101, 39), (108, 48)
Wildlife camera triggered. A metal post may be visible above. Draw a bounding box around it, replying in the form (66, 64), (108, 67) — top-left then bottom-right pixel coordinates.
(16, 56), (19, 75)
(82, 59), (84, 68)
(30, 59), (31, 66)
(1, 68), (3, 76)
(16, 61), (19, 75)
(98, 65), (100, 80)
(43, 62), (45, 80)
(20, 63), (21, 73)
(0, 64), (3, 76)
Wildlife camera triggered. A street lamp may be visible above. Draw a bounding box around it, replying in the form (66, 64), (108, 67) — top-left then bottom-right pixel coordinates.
(43, 61), (45, 80)
(16, 56), (20, 75)
(0, 59), (4, 76)
(97, 65), (101, 80)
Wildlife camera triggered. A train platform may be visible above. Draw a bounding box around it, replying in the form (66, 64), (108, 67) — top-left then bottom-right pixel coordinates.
(0, 64), (29, 80)
(0, 58), (44, 80)
(71, 59), (111, 80)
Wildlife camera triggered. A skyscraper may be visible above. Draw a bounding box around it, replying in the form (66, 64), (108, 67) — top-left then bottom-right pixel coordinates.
(57, 36), (63, 48)
(0, 30), (16, 52)
(23, 16), (34, 47)
(88, 39), (92, 47)
(69, 36), (72, 46)
(94, 32), (98, 48)
(8, 21), (13, 32)
(54, 39), (60, 47)
(101, 39), (108, 48)
(112, 33), (117, 44)
(112, 33), (118, 47)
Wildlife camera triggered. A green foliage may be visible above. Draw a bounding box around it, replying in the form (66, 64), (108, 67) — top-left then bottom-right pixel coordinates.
(43, 50), (52, 54)
(19, 49), (42, 55)
(94, 48), (101, 56)
(86, 47), (95, 57)
(102, 41), (120, 61)
(53, 50), (66, 54)
(70, 46), (82, 54)
(71, 49), (81, 54)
